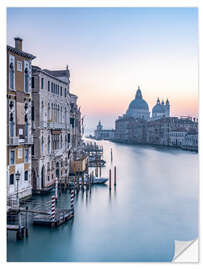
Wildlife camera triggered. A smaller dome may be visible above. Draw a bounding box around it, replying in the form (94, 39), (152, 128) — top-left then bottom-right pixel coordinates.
(152, 103), (165, 113)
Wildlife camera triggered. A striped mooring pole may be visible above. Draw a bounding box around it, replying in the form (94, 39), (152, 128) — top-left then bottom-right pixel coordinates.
(55, 178), (58, 201)
(70, 189), (75, 213)
(51, 195), (56, 221)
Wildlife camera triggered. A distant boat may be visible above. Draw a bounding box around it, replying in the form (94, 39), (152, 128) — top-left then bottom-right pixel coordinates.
(69, 175), (108, 186)
(92, 176), (108, 184)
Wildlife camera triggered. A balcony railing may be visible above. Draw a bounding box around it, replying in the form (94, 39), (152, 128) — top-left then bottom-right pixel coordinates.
(48, 122), (66, 129)
(51, 149), (64, 156)
(40, 121), (47, 128)
(9, 137), (19, 146)
(24, 136), (34, 144)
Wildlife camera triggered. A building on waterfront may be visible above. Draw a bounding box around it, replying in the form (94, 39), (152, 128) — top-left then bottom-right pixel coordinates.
(169, 128), (187, 146)
(31, 65), (72, 192)
(182, 129), (198, 151)
(123, 86), (150, 120)
(94, 121), (115, 140)
(152, 98), (170, 119)
(70, 93), (82, 149)
(113, 86), (198, 150)
(7, 37), (36, 201)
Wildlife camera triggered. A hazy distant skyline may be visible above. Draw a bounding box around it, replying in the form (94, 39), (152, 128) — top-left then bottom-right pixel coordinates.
(7, 7), (198, 133)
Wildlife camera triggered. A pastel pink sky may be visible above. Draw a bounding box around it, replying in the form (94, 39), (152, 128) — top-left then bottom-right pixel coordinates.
(7, 8), (198, 132)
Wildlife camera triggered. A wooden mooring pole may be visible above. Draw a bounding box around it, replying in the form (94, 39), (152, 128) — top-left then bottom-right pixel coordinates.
(16, 212), (23, 240)
(25, 206), (28, 238)
(99, 165), (101, 177)
(114, 166), (117, 186)
(109, 169), (111, 190)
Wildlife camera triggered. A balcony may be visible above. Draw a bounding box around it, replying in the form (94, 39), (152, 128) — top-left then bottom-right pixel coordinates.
(24, 136), (34, 144)
(48, 122), (66, 130)
(40, 121), (47, 129)
(9, 137), (19, 146)
(51, 149), (64, 157)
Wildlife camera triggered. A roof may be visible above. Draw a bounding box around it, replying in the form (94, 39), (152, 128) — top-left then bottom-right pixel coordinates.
(43, 69), (68, 77)
(7, 45), (36, 60)
(32, 65), (68, 85)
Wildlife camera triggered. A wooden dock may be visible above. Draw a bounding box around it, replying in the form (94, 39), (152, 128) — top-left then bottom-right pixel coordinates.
(33, 209), (73, 227)
(7, 224), (25, 240)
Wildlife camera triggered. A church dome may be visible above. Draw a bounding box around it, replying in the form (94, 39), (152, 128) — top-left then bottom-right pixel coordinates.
(127, 87), (149, 111)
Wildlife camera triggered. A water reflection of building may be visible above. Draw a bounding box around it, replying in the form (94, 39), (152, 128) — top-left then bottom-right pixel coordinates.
(94, 121), (115, 140)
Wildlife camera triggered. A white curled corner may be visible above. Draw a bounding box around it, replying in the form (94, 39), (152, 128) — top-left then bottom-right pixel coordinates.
(173, 239), (199, 263)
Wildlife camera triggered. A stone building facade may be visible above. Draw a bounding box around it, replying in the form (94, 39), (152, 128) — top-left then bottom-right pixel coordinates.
(94, 121), (115, 140)
(7, 37), (36, 200)
(114, 116), (198, 150)
(31, 65), (72, 191)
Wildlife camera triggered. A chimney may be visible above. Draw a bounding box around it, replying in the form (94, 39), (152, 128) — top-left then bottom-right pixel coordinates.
(14, 37), (23, 50)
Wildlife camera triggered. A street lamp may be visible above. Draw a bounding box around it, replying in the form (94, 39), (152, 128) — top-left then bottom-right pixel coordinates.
(15, 170), (20, 206)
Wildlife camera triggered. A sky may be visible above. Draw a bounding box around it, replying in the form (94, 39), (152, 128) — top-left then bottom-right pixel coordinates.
(7, 7), (198, 134)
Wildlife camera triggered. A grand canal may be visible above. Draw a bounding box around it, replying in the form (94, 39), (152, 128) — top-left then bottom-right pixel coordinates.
(7, 139), (198, 262)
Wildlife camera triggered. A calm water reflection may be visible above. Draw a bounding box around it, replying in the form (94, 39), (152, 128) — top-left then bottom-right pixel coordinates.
(7, 139), (198, 262)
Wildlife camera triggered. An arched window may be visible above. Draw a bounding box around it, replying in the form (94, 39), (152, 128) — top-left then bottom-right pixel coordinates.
(41, 136), (44, 154)
(9, 62), (14, 90)
(24, 171), (28, 181)
(65, 108), (67, 125)
(48, 103), (50, 120)
(61, 107), (63, 123)
(60, 135), (63, 148)
(24, 67), (29, 92)
(10, 174), (14, 185)
(25, 116), (28, 137)
(9, 113), (14, 137)
(51, 103), (53, 120)
(48, 135), (50, 153)
(41, 101), (44, 122)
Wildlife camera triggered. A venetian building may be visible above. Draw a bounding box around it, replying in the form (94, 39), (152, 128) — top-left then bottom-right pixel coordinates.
(31, 65), (72, 192)
(152, 98), (170, 120)
(125, 86), (150, 120)
(7, 37), (36, 201)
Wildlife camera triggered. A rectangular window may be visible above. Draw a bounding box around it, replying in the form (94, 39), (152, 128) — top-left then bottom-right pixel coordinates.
(32, 144), (34, 156)
(32, 105), (34, 121)
(68, 133), (70, 143)
(51, 82), (53, 92)
(17, 61), (22, 72)
(18, 148), (23, 159)
(48, 81), (50, 91)
(10, 174), (14, 185)
(24, 149), (29, 162)
(41, 78), (44, 89)
(64, 88), (67, 97)
(10, 150), (15, 164)
(32, 77), (35, 88)
(60, 86), (62, 96)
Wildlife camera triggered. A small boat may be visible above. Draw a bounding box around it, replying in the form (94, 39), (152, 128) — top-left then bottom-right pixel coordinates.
(92, 176), (108, 184)
(69, 175), (108, 186)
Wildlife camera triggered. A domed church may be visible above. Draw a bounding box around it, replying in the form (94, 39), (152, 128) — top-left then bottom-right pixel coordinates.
(152, 98), (170, 120)
(125, 86), (150, 120)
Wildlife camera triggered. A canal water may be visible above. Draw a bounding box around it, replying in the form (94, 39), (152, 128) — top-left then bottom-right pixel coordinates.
(7, 139), (198, 262)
